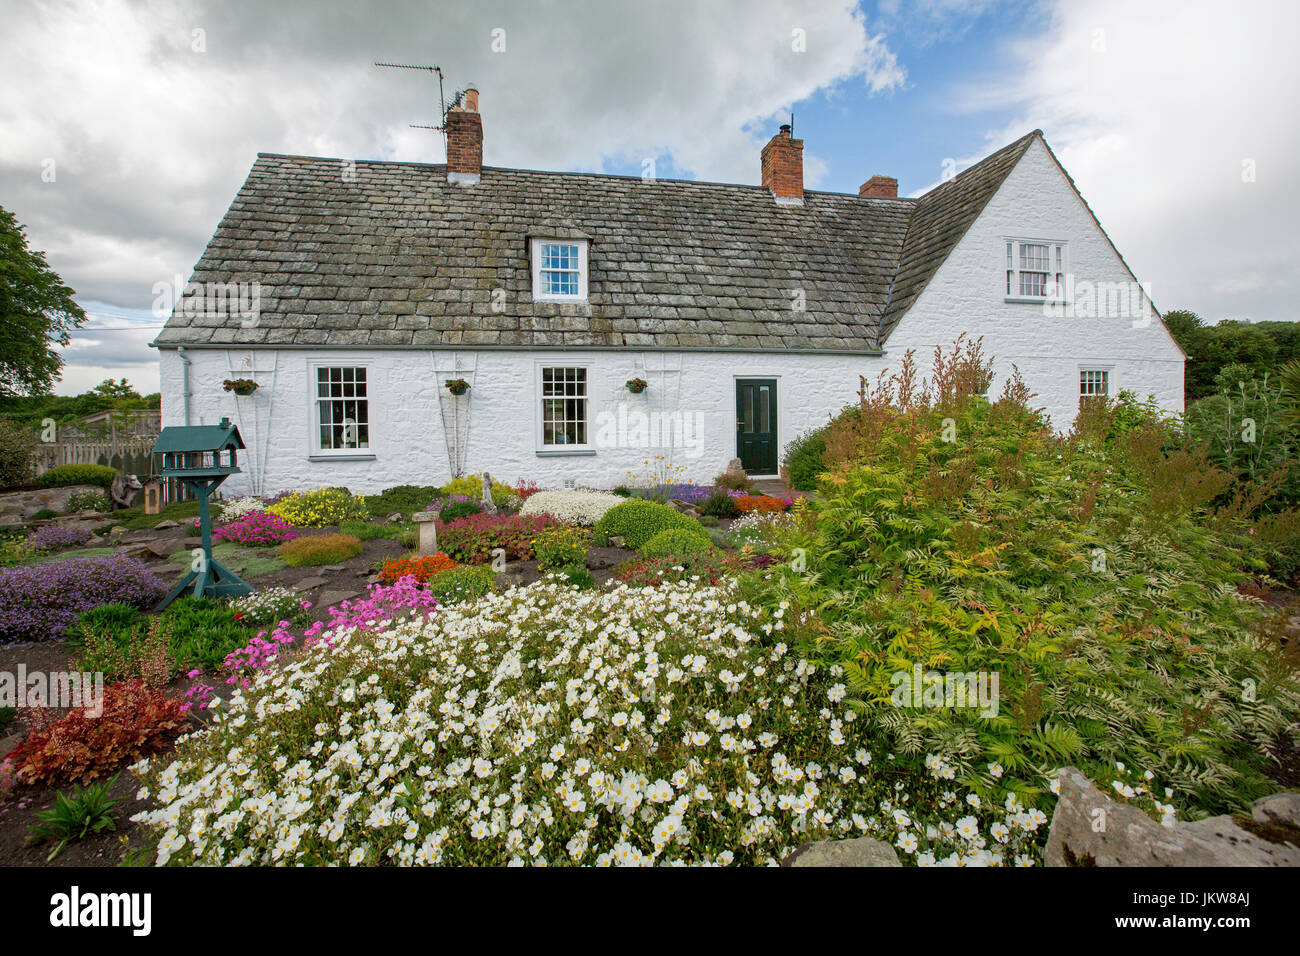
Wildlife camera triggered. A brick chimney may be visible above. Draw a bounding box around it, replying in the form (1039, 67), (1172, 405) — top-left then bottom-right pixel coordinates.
(859, 175), (898, 198)
(445, 84), (482, 186)
(761, 124), (803, 204)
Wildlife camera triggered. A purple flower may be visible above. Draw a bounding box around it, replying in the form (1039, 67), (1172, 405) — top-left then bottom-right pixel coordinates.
(0, 556), (166, 643)
(26, 523), (92, 552)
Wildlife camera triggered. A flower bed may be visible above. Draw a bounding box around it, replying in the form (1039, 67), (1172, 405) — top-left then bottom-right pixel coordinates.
(436, 513), (561, 563)
(132, 580), (1052, 866)
(26, 523), (92, 552)
(734, 493), (793, 515)
(0, 556), (165, 643)
(218, 496), (266, 522)
(520, 489), (622, 526)
(213, 510), (297, 546)
(377, 553), (457, 585)
(267, 487), (370, 527)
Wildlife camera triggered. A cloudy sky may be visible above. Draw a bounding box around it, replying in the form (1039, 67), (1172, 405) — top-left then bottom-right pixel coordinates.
(2, 0), (1296, 395)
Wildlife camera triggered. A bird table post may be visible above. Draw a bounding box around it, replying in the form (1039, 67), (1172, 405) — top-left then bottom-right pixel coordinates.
(151, 417), (254, 609)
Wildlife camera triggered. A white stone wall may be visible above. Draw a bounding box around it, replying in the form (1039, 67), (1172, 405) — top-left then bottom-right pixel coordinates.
(159, 347), (879, 497)
(886, 137), (1185, 430)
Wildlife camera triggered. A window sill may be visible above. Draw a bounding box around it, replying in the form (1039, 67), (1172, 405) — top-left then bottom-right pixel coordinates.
(309, 454), (377, 462)
(1004, 296), (1071, 306)
(532, 296), (589, 305)
(535, 449), (597, 457)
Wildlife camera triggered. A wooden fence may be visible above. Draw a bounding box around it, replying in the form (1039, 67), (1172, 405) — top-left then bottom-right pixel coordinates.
(35, 438), (192, 504)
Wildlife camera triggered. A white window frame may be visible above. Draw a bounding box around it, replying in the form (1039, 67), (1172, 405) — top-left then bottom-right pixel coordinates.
(1079, 366), (1113, 403)
(530, 238), (589, 302)
(535, 362), (594, 452)
(1004, 237), (1067, 303)
(309, 361), (375, 457)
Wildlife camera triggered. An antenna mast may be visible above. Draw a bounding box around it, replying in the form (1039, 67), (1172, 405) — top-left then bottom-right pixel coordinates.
(375, 61), (452, 153)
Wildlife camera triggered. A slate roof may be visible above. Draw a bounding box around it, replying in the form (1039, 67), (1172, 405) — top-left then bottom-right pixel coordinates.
(153, 131), (1042, 353)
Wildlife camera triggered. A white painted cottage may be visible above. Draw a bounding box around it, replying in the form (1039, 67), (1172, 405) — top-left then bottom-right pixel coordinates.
(153, 88), (1185, 497)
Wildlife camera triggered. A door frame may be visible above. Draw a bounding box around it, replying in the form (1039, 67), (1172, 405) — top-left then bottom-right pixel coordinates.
(734, 376), (780, 477)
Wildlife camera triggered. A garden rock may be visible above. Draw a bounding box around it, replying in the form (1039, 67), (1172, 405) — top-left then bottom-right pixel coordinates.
(317, 589), (357, 609)
(386, 512), (403, 524)
(1044, 766), (1300, 866)
(783, 837), (901, 867)
(146, 537), (187, 558)
(1252, 793), (1300, 829)
(154, 519), (180, 529)
(295, 576), (327, 590)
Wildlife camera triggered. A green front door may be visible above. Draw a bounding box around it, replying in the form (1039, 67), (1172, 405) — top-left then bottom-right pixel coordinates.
(736, 379), (778, 474)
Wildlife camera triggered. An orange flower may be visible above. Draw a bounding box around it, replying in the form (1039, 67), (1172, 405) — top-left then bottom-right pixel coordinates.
(377, 553), (457, 585)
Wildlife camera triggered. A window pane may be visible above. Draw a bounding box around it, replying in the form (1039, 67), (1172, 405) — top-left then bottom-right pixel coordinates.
(1020, 243), (1049, 271)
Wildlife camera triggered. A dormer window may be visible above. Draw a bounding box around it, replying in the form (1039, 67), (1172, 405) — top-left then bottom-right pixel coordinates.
(1005, 239), (1066, 301)
(531, 238), (588, 302)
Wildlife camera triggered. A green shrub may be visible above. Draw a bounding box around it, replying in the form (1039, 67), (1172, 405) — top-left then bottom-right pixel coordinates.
(32, 508), (58, 520)
(592, 500), (699, 550)
(611, 486), (633, 497)
(364, 485), (439, 517)
(532, 525), (590, 572)
(425, 565), (497, 605)
(36, 464), (118, 489)
(67, 489), (110, 513)
(700, 490), (739, 519)
(438, 500), (483, 522)
(782, 423), (830, 491)
(279, 533), (363, 567)
(639, 526), (713, 558)
(697, 514), (719, 528)
(0, 704), (16, 733)
(0, 419), (38, 489)
(711, 469), (752, 493)
(763, 355), (1300, 817)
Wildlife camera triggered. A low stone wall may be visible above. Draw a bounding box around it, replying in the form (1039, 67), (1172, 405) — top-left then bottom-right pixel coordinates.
(0, 484), (105, 526)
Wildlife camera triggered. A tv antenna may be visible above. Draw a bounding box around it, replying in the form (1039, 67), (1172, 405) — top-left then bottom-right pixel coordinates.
(375, 61), (474, 155)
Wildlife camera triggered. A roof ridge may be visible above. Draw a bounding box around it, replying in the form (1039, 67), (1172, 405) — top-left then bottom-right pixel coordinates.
(251, 152), (919, 201)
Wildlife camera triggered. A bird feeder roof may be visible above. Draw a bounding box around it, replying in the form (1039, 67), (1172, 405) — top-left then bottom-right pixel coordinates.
(152, 417), (245, 454)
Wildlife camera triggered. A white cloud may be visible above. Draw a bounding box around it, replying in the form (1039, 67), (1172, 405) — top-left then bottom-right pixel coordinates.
(960, 0), (1300, 322)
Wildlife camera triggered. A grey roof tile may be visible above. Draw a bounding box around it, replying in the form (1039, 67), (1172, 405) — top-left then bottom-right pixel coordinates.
(155, 135), (1040, 352)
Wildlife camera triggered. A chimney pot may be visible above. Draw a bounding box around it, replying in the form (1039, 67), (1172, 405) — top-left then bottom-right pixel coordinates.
(859, 175), (898, 198)
(761, 126), (803, 204)
(462, 85), (479, 112)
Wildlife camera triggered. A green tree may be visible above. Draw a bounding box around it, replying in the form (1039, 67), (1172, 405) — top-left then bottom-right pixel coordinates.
(0, 205), (86, 397)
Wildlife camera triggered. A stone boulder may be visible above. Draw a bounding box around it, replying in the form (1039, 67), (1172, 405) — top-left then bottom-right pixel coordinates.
(783, 836), (901, 867)
(1044, 766), (1300, 866)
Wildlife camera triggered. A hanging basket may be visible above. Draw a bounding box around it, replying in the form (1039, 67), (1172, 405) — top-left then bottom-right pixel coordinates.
(626, 378), (648, 394)
(223, 378), (258, 396)
(445, 378), (470, 396)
